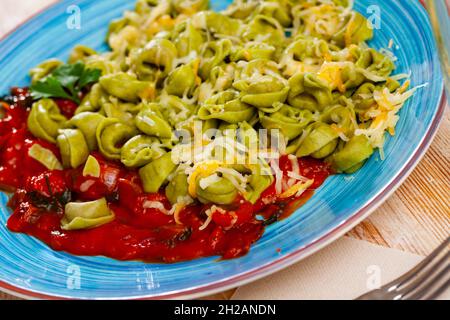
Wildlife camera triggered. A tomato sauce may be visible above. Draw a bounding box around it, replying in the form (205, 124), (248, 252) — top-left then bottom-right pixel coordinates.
(0, 88), (333, 263)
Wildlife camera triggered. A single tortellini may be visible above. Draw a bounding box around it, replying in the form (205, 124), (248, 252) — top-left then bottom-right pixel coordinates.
(233, 59), (290, 110)
(237, 161), (274, 204)
(288, 73), (333, 112)
(107, 16), (141, 51)
(121, 135), (166, 168)
(198, 90), (256, 124)
(280, 36), (331, 77)
(158, 95), (196, 127)
(27, 99), (67, 143)
(257, 1), (292, 27)
(101, 98), (142, 123)
(135, 103), (173, 139)
(172, 0), (208, 15)
(68, 45), (97, 64)
(195, 175), (238, 205)
(85, 55), (120, 76)
(355, 48), (395, 79)
(332, 12), (374, 47)
(165, 60), (199, 97)
(139, 152), (177, 193)
(130, 38), (178, 81)
(96, 118), (138, 160)
(230, 42), (276, 62)
(195, 11), (242, 37)
(198, 63), (236, 103)
(76, 83), (109, 114)
(66, 112), (106, 150)
(320, 101), (357, 136)
(199, 39), (233, 80)
(242, 15), (285, 46)
(57, 129), (90, 169)
(165, 170), (189, 205)
(292, 4), (366, 47)
(259, 103), (314, 140)
(99, 72), (153, 102)
(352, 80), (400, 119)
(61, 198), (115, 230)
(327, 135), (374, 173)
(171, 21), (205, 56)
(296, 123), (340, 159)
(29, 59), (63, 83)
(135, 0), (162, 15)
(223, 0), (259, 20)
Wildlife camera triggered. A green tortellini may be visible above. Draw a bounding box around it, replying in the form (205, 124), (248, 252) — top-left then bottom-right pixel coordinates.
(320, 102), (357, 136)
(199, 39), (233, 80)
(96, 118), (138, 160)
(327, 135), (374, 173)
(355, 48), (395, 79)
(121, 135), (166, 168)
(29, 59), (63, 83)
(223, 0), (259, 20)
(66, 112), (106, 150)
(281, 36), (332, 76)
(165, 61), (199, 97)
(99, 72), (153, 102)
(57, 129), (90, 169)
(288, 73), (332, 112)
(172, 0), (209, 14)
(165, 170), (189, 205)
(101, 98), (142, 123)
(158, 95), (196, 127)
(231, 43), (276, 62)
(68, 45), (97, 64)
(198, 90), (255, 124)
(259, 103), (314, 140)
(257, 1), (292, 27)
(27, 99), (67, 143)
(233, 59), (290, 109)
(332, 12), (374, 47)
(61, 198), (115, 230)
(195, 175), (238, 205)
(85, 55), (120, 76)
(77, 83), (109, 114)
(296, 123), (339, 159)
(171, 22), (205, 56)
(196, 11), (242, 36)
(242, 161), (274, 204)
(136, 103), (173, 139)
(131, 39), (178, 81)
(242, 15), (285, 46)
(139, 152), (177, 193)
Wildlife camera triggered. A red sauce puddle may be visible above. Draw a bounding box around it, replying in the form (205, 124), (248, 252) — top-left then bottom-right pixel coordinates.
(0, 88), (333, 263)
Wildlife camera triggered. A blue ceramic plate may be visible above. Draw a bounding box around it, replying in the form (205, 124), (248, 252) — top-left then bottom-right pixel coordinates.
(0, 0), (445, 299)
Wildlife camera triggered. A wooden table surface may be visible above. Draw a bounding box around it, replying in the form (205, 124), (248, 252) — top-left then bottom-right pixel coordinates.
(0, 0), (449, 300)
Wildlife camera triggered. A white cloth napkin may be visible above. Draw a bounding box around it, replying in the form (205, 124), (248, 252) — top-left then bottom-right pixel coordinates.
(232, 237), (450, 300)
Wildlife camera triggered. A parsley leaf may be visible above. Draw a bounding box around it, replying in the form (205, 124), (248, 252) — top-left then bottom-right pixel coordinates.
(30, 62), (101, 104)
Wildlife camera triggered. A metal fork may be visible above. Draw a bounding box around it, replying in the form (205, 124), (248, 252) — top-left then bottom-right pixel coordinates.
(356, 236), (450, 300)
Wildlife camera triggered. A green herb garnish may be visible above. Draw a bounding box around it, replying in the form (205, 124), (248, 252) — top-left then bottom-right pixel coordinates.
(30, 62), (101, 104)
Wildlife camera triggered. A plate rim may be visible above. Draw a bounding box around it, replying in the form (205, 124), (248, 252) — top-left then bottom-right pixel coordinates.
(0, 0), (446, 300)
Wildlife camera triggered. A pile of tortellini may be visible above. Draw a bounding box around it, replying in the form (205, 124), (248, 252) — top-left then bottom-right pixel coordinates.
(27, 0), (414, 208)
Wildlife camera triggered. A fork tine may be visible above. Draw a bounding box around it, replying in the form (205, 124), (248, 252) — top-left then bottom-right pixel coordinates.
(385, 237), (449, 292)
(398, 250), (450, 293)
(404, 264), (450, 300)
(423, 278), (450, 300)
(356, 238), (450, 300)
